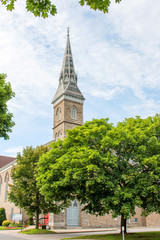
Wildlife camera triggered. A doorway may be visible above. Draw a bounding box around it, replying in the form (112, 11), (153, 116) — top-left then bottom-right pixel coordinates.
(67, 200), (79, 226)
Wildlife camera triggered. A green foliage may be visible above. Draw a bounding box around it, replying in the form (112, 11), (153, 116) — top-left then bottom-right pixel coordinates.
(0, 225), (21, 230)
(0, 0), (121, 18)
(0, 74), (15, 140)
(2, 220), (11, 226)
(67, 232), (160, 240)
(8, 145), (67, 229)
(28, 216), (34, 225)
(16, 222), (22, 227)
(0, 0), (57, 18)
(9, 222), (20, 227)
(79, 0), (122, 13)
(37, 118), (113, 203)
(9, 222), (22, 227)
(21, 228), (55, 234)
(0, 208), (6, 225)
(37, 115), (160, 233)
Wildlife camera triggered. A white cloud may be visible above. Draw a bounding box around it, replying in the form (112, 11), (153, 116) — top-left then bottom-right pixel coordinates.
(4, 146), (23, 157)
(1, 0), (160, 155)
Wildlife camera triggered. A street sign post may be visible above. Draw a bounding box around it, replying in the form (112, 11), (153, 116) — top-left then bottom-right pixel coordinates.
(12, 214), (23, 231)
(12, 214), (22, 221)
(122, 226), (125, 240)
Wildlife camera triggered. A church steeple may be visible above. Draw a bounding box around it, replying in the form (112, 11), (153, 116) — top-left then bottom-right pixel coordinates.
(52, 29), (85, 140)
(59, 28), (77, 84)
(52, 29), (85, 107)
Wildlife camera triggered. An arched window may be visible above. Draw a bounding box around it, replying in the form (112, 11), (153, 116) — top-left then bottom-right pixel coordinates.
(4, 172), (9, 201)
(56, 108), (61, 121)
(0, 176), (2, 196)
(71, 106), (76, 120)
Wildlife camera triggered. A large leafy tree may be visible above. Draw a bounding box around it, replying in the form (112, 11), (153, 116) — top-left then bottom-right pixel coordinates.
(37, 118), (138, 233)
(8, 145), (68, 229)
(133, 115), (160, 216)
(37, 118), (113, 200)
(0, 0), (122, 18)
(0, 74), (15, 140)
(37, 116), (160, 233)
(101, 115), (160, 232)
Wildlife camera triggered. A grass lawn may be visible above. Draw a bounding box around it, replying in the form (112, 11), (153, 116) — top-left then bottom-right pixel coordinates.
(20, 228), (55, 234)
(66, 232), (160, 240)
(0, 226), (22, 230)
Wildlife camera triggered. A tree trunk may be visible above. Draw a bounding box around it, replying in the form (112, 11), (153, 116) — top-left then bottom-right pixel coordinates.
(35, 210), (39, 229)
(35, 192), (40, 229)
(121, 214), (127, 233)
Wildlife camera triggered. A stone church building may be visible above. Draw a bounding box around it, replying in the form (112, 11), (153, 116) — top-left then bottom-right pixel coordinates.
(1, 30), (160, 228)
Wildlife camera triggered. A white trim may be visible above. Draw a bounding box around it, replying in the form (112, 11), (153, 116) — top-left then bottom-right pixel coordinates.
(4, 172), (9, 201)
(43, 139), (55, 146)
(0, 161), (17, 174)
(53, 94), (84, 107)
(52, 95), (64, 107)
(65, 95), (84, 103)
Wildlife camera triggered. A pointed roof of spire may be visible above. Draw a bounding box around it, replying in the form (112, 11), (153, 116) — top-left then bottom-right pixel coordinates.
(65, 27), (71, 54)
(52, 29), (85, 106)
(59, 27), (77, 84)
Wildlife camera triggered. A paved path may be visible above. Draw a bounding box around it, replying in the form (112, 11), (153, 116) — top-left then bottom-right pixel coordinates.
(0, 230), (116, 240)
(1, 227), (160, 240)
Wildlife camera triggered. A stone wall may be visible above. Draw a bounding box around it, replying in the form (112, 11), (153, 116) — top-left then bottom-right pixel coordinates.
(80, 210), (121, 228)
(146, 212), (160, 227)
(0, 166), (18, 220)
(49, 204), (160, 229)
(0, 164), (27, 221)
(53, 99), (83, 139)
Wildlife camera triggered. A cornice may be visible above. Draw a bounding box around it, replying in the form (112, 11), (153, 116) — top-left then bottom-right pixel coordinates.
(53, 94), (84, 107)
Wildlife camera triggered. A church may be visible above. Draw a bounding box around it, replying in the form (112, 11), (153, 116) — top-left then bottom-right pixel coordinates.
(0, 30), (160, 229)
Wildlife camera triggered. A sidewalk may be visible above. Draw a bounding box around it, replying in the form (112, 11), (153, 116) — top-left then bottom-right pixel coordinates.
(1, 227), (160, 240)
(54, 228), (117, 233)
(0, 227), (118, 240)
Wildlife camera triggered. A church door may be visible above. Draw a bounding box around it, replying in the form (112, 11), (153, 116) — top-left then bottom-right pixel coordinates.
(67, 200), (79, 226)
(44, 213), (49, 225)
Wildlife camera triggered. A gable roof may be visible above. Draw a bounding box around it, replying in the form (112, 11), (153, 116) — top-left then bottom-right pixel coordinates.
(0, 155), (16, 168)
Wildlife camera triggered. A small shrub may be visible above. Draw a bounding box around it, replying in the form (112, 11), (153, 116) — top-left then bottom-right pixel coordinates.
(23, 224), (28, 228)
(2, 220), (11, 227)
(16, 222), (22, 227)
(9, 222), (14, 227)
(0, 208), (6, 225)
(28, 216), (33, 225)
(9, 222), (22, 227)
(9, 222), (16, 227)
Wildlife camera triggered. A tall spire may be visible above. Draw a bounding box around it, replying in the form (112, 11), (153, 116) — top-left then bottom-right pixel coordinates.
(65, 27), (71, 54)
(59, 28), (77, 84)
(52, 29), (85, 106)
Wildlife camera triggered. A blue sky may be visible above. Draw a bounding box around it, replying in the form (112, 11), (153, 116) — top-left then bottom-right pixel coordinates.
(1, 0), (160, 157)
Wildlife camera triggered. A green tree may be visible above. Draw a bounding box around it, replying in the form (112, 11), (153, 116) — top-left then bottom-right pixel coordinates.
(37, 116), (160, 233)
(79, 0), (122, 13)
(132, 114), (160, 217)
(0, 74), (15, 140)
(37, 118), (136, 232)
(8, 145), (68, 229)
(100, 115), (160, 232)
(0, 0), (122, 18)
(0, 208), (6, 225)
